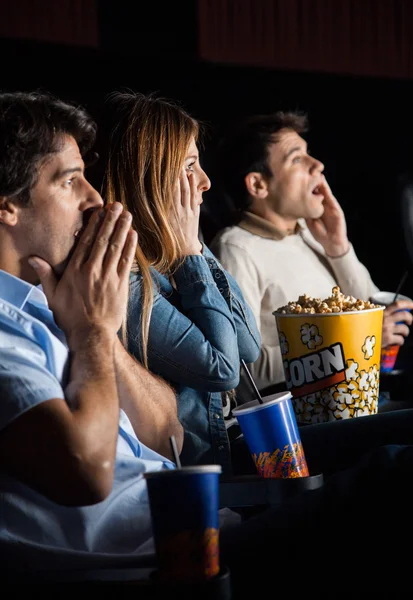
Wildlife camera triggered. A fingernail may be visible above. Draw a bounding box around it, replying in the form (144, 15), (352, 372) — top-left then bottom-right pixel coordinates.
(28, 258), (39, 269)
(111, 202), (123, 213)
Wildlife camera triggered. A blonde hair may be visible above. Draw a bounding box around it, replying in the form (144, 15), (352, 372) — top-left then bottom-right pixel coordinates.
(104, 92), (200, 367)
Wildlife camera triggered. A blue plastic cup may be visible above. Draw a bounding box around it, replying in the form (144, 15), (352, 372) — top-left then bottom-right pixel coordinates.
(144, 465), (222, 583)
(369, 291), (413, 373)
(232, 392), (309, 478)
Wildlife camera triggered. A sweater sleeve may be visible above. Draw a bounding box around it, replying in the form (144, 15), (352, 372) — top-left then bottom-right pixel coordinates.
(326, 243), (380, 301)
(299, 223), (380, 301)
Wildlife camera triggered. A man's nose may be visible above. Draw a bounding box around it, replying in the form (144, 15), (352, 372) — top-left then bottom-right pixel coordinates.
(311, 157), (324, 173)
(83, 183), (104, 210)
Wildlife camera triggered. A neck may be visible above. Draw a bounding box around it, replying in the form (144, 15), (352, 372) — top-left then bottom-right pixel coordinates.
(0, 238), (38, 285)
(248, 203), (298, 236)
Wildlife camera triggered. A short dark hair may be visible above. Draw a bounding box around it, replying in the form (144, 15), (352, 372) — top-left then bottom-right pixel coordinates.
(215, 111), (308, 216)
(0, 91), (97, 205)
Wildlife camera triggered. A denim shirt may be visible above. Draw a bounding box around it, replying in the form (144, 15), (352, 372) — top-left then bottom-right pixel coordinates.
(127, 245), (261, 473)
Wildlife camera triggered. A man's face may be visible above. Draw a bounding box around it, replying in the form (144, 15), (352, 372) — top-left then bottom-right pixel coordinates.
(265, 128), (325, 220)
(16, 135), (103, 276)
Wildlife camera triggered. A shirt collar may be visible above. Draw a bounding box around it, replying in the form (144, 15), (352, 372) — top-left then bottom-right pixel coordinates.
(0, 270), (47, 309)
(238, 211), (303, 240)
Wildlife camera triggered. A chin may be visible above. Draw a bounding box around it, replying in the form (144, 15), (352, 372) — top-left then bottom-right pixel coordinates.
(54, 249), (72, 276)
(308, 201), (325, 219)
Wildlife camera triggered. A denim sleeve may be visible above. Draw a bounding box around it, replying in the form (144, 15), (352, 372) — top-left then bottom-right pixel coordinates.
(202, 245), (261, 363)
(128, 257), (249, 392)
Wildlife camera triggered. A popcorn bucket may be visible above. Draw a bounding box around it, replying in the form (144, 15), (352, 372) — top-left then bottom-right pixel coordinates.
(273, 307), (385, 424)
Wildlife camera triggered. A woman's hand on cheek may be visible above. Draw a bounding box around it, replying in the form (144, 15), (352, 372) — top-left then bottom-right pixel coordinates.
(172, 169), (202, 256)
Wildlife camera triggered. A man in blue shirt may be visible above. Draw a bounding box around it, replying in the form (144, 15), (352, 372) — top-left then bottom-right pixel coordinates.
(0, 91), (182, 571)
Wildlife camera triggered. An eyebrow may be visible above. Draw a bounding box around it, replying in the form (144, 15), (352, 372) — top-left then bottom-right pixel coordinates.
(52, 167), (83, 182)
(283, 145), (307, 161)
(185, 155), (198, 161)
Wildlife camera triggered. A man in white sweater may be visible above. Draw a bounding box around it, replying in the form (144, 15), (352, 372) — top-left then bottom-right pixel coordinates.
(210, 111), (413, 402)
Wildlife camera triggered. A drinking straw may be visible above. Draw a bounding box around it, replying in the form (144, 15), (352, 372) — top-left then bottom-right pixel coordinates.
(393, 270), (409, 302)
(169, 435), (182, 468)
(241, 359), (264, 404)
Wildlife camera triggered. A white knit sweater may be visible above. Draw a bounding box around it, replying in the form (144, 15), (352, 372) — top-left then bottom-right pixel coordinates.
(211, 212), (379, 402)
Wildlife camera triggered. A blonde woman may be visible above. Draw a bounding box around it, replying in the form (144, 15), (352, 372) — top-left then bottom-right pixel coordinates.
(105, 92), (261, 473)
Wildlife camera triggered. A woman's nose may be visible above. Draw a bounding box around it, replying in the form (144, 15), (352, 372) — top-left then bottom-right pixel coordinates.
(198, 168), (211, 192)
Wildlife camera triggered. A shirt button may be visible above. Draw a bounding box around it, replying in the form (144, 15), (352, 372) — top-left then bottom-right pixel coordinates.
(218, 445), (225, 451)
(214, 413), (220, 419)
(215, 273), (221, 279)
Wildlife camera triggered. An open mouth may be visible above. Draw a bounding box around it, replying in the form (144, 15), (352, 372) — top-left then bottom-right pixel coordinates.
(74, 210), (95, 238)
(312, 185), (324, 197)
(74, 208), (102, 239)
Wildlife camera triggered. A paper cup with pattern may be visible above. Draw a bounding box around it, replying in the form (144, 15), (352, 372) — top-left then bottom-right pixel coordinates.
(144, 465), (221, 583)
(369, 291), (412, 373)
(273, 306), (385, 424)
(232, 392), (310, 478)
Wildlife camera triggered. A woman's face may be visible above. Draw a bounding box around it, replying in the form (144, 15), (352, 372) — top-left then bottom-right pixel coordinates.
(183, 137), (211, 204)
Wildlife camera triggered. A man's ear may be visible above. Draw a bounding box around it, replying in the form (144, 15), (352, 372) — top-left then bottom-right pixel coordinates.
(0, 196), (19, 226)
(244, 172), (269, 200)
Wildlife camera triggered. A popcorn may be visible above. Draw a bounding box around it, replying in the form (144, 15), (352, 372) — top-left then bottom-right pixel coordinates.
(274, 287), (384, 424)
(362, 336), (376, 360)
(300, 323), (323, 349)
(275, 286), (380, 315)
(345, 359), (359, 381)
(292, 357), (381, 423)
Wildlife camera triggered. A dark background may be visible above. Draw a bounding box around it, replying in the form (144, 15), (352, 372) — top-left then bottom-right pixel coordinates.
(2, 0), (413, 298)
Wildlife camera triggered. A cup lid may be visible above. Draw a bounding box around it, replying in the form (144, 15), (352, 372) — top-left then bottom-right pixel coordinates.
(369, 291), (412, 306)
(144, 465), (222, 479)
(232, 391), (292, 416)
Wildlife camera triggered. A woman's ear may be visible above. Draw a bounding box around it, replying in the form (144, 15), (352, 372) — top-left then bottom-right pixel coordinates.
(244, 172), (269, 200)
(0, 197), (19, 226)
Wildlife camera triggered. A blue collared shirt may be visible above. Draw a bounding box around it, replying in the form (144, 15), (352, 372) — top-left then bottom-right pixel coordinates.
(0, 270), (174, 570)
